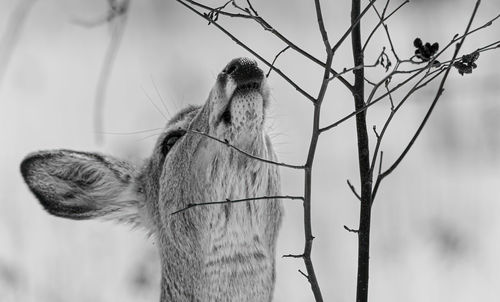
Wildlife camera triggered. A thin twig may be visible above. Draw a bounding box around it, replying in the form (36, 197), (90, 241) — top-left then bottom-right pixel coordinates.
(314, 0), (332, 52)
(184, 128), (305, 170)
(295, 2), (336, 301)
(319, 65), (429, 133)
(331, 0), (376, 55)
(377, 151), (384, 176)
(330, 47), (388, 82)
(362, 0), (390, 52)
(246, 0), (258, 16)
(431, 11), (500, 64)
(282, 253), (305, 258)
(385, 79), (395, 109)
(344, 225), (360, 233)
(369, 66), (446, 179)
(266, 46), (291, 78)
(298, 269), (310, 282)
(363, 0), (409, 60)
(347, 179), (362, 201)
(170, 195), (303, 215)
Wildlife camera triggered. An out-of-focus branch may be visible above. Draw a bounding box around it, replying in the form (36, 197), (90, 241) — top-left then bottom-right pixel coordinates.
(73, 0), (129, 27)
(0, 0), (37, 90)
(94, 0), (130, 144)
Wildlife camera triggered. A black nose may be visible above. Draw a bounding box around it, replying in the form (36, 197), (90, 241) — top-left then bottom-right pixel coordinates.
(222, 57), (263, 85)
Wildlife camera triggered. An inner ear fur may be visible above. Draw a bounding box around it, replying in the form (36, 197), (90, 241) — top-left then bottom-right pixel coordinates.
(20, 149), (144, 224)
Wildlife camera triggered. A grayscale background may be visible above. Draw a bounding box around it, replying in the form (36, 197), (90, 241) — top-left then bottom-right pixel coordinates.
(1, 0), (499, 301)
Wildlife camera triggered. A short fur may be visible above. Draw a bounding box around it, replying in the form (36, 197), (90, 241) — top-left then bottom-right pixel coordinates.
(20, 58), (283, 302)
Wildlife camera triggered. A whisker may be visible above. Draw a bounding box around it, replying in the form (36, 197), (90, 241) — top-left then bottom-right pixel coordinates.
(97, 127), (164, 136)
(136, 132), (163, 142)
(141, 85), (168, 121)
(150, 75), (172, 118)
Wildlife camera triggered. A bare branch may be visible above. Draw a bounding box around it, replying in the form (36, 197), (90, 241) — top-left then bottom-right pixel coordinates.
(369, 66), (446, 180)
(347, 179), (362, 201)
(372, 0), (482, 200)
(314, 0), (332, 52)
(170, 195), (303, 215)
(377, 151), (384, 176)
(298, 269), (311, 282)
(266, 45), (291, 78)
(363, 0), (409, 60)
(372, 125), (380, 138)
(184, 128), (306, 170)
(385, 79), (395, 109)
(179, 0), (354, 92)
(319, 65), (431, 133)
(177, 0), (316, 103)
(331, 0), (376, 55)
(282, 253), (305, 258)
(328, 47), (387, 82)
(344, 225), (360, 233)
(433, 11), (500, 62)
(295, 4), (340, 300)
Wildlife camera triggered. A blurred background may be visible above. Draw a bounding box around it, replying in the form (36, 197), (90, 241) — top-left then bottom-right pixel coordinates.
(1, 0), (499, 301)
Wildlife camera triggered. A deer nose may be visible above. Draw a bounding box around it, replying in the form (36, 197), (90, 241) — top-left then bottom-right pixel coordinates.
(222, 57), (263, 85)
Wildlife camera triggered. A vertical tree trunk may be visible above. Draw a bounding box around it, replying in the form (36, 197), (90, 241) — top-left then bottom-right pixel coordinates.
(351, 1), (373, 302)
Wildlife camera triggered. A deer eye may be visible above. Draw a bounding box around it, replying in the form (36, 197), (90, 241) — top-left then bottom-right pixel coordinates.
(161, 130), (185, 157)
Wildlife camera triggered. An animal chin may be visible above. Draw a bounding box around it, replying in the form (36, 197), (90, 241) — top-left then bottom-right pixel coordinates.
(220, 82), (262, 125)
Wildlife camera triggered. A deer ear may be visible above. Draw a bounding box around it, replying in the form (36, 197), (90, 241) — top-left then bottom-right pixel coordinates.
(20, 150), (144, 225)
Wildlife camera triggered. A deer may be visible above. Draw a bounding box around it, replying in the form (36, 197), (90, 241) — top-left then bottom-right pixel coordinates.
(20, 57), (283, 302)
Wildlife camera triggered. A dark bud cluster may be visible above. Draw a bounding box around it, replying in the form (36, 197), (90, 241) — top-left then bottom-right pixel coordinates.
(414, 38), (440, 64)
(378, 48), (392, 72)
(205, 9), (221, 24)
(453, 51), (480, 76)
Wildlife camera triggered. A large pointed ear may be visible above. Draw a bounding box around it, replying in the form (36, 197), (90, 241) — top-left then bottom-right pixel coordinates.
(20, 150), (144, 225)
